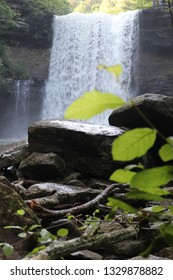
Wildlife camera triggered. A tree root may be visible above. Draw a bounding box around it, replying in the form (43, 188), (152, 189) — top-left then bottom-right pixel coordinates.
(29, 183), (120, 218)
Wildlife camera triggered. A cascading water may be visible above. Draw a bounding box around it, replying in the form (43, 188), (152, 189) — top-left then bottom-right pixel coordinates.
(42, 11), (139, 124)
(12, 80), (31, 138)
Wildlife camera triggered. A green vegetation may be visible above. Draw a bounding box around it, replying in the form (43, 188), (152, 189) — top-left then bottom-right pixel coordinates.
(0, 0), (17, 34)
(70, 0), (153, 14)
(65, 65), (173, 254)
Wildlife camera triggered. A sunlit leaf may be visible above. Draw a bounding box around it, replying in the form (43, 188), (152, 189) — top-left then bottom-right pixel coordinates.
(107, 197), (137, 214)
(131, 165), (173, 189)
(57, 228), (69, 237)
(97, 64), (123, 80)
(16, 209), (25, 216)
(112, 128), (157, 161)
(65, 90), (126, 120)
(110, 169), (136, 183)
(159, 143), (173, 162)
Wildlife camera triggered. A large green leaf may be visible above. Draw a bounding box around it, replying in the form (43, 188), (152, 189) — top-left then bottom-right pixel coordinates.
(110, 169), (136, 183)
(64, 90), (126, 120)
(112, 128), (157, 161)
(131, 165), (173, 189)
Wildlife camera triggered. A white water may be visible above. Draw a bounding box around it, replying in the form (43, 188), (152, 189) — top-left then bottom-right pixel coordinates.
(42, 11), (139, 123)
(13, 80), (31, 137)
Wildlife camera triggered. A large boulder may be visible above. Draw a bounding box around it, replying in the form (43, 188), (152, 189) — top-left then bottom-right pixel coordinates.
(109, 93), (173, 137)
(28, 120), (124, 179)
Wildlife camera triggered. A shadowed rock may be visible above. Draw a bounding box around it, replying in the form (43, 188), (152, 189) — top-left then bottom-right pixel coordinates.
(28, 120), (124, 179)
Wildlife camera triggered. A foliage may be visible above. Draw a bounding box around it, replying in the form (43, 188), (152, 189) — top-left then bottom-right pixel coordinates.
(64, 64), (173, 253)
(0, 42), (29, 81)
(70, 0), (153, 14)
(0, 0), (17, 34)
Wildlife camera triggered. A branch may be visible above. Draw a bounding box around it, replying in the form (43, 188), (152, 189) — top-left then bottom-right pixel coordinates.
(24, 226), (136, 260)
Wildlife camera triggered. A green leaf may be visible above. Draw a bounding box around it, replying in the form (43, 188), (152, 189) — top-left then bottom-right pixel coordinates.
(131, 165), (173, 189)
(159, 143), (173, 162)
(107, 197), (137, 214)
(18, 232), (27, 238)
(26, 245), (46, 257)
(2, 243), (14, 257)
(142, 205), (165, 213)
(112, 128), (157, 161)
(106, 64), (123, 78)
(64, 90), (126, 120)
(29, 224), (41, 231)
(38, 229), (56, 242)
(97, 64), (123, 81)
(17, 209), (25, 216)
(126, 190), (164, 201)
(4, 225), (22, 230)
(110, 169), (136, 183)
(57, 228), (69, 237)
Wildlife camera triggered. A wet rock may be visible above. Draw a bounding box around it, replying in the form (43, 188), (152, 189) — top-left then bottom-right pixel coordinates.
(0, 143), (29, 170)
(18, 152), (66, 180)
(28, 120), (124, 179)
(109, 93), (173, 136)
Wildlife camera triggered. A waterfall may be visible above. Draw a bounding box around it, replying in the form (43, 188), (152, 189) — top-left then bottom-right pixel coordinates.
(12, 80), (31, 138)
(42, 11), (139, 124)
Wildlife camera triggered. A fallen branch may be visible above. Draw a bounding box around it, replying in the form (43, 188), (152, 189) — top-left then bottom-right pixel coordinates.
(24, 226), (136, 260)
(29, 183), (120, 218)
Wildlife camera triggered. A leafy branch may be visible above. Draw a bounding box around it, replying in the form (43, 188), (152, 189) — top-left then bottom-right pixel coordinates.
(64, 64), (173, 252)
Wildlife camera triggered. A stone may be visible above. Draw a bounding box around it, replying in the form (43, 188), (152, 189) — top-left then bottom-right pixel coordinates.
(0, 182), (39, 227)
(109, 93), (173, 137)
(18, 152), (66, 180)
(28, 120), (124, 179)
(0, 142), (29, 170)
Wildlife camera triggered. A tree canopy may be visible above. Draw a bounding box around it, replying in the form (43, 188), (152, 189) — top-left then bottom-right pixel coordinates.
(70, 0), (153, 14)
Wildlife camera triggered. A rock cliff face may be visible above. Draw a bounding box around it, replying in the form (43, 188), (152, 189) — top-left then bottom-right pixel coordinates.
(137, 7), (173, 96)
(0, 0), (53, 138)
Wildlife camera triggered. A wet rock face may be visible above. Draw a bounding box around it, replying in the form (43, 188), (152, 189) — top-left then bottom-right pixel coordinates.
(137, 8), (173, 96)
(28, 120), (125, 179)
